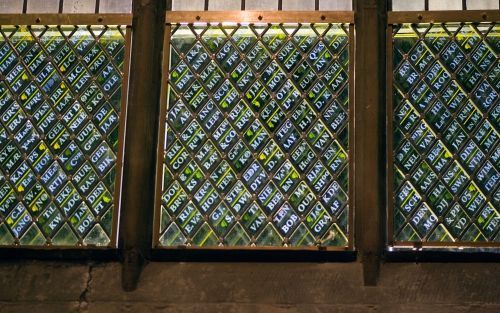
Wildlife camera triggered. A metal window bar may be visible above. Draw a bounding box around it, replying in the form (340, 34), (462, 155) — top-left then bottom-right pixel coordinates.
(154, 10), (355, 251)
(387, 10), (500, 249)
(0, 14), (132, 249)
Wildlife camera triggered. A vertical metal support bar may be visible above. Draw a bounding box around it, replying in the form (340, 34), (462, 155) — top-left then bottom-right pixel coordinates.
(95, 0), (101, 13)
(348, 24), (355, 250)
(425, 0), (429, 11)
(23, 0), (28, 13)
(386, 24), (394, 247)
(58, 0), (64, 13)
(278, 0), (283, 11)
(354, 0), (386, 286)
(153, 26), (172, 248)
(111, 26), (132, 248)
(121, 0), (166, 292)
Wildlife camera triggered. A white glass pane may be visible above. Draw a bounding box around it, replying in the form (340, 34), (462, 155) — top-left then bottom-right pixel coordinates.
(429, 0), (462, 10)
(0, 0), (23, 13)
(100, 0), (132, 13)
(172, 0), (205, 11)
(27, 0), (59, 13)
(209, 0), (240, 10)
(282, 0), (315, 10)
(392, 0), (425, 11)
(63, 0), (96, 13)
(245, 0), (278, 10)
(467, 0), (499, 9)
(320, 0), (352, 10)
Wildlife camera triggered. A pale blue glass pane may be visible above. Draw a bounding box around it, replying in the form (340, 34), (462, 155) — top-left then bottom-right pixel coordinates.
(429, 0), (462, 10)
(27, 0), (59, 13)
(245, 0), (278, 10)
(467, 0), (499, 10)
(99, 0), (132, 13)
(0, 0), (23, 13)
(282, 0), (315, 11)
(172, 0), (205, 11)
(209, 0), (241, 10)
(320, 0), (352, 10)
(63, 0), (96, 13)
(392, 0), (425, 11)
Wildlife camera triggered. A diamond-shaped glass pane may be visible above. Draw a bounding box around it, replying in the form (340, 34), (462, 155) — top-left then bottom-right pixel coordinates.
(159, 23), (351, 248)
(392, 23), (500, 245)
(0, 25), (128, 247)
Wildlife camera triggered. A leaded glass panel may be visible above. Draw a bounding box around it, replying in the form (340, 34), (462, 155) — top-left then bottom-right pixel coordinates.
(0, 25), (128, 247)
(391, 23), (499, 245)
(158, 23), (351, 248)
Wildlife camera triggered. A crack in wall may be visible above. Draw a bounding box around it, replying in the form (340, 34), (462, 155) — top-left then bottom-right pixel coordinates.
(78, 265), (94, 312)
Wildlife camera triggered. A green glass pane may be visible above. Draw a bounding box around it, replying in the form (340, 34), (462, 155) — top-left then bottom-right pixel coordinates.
(0, 25), (127, 247)
(160, 23), (350, 248)
(392, 22), (500, 245)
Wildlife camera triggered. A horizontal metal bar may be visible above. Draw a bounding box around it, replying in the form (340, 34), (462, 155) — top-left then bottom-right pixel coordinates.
(166, 11), (354, 24)
(154, 245), (351, 251)
(392, 241), (500, 248)
(388, 10), (500, 24)
(0, 14), (132, 26)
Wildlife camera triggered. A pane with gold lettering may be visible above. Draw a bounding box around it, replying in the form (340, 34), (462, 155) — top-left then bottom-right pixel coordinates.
(392, 23), (499, 245)
(159, 23), (351, 248)
(0, 25), (128, 247)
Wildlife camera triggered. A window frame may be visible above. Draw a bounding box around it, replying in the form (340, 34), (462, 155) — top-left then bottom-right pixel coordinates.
(0, 13), (133, 251)
(153, 10), (356, 252)
(386, 9), (500, 249)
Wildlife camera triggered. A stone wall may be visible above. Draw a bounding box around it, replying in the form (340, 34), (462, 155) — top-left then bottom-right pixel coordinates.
(0, 261), (498, 312)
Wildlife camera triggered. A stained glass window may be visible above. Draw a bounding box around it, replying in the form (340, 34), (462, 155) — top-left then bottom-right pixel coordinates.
(158, 23), (351, 248)
(0, 25), (128, 247)
(391, 23), (499, 245)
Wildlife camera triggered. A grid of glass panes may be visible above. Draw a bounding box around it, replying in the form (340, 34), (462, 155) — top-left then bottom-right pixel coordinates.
(0, 25), (127, 246)
(159, 23), (350, 247)
(392, 22), (499, 244)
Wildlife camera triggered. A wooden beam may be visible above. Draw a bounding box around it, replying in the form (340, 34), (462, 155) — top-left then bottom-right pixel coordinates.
(120, 0), (165, 292)
(354, 0), (386, 286)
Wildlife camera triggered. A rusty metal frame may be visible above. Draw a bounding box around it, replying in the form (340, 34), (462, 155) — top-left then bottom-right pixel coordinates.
(388, 10), (500, 24)
(0, 15), (133, 250)
(153, 12), (355, 252)
(386, 12), (500, 249)
(166, 11), (355, 24)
